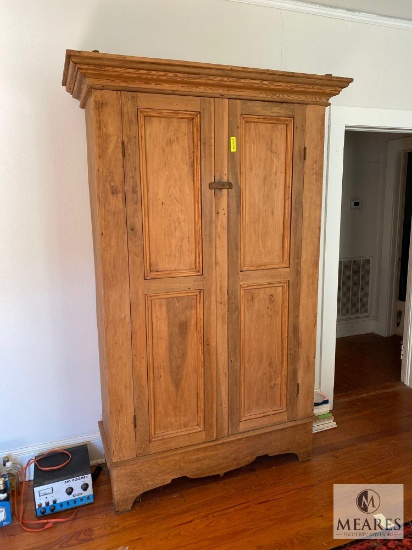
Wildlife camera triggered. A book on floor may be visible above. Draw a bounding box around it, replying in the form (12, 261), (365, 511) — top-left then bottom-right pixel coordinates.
(313, 421), (337, 433)
(313, 391), (336, 432)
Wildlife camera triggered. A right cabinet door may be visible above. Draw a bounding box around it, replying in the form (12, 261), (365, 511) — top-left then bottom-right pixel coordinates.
(227, 99), (307, 434)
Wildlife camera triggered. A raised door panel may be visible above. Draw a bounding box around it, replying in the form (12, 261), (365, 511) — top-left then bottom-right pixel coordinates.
(240, 282), (288, 427)
(228, 100), (306, 434)
(139, 108), (202, 278)
(122, 93), (216, 455)
(241, 116), (293, 270)
(146, 291), (204, 443)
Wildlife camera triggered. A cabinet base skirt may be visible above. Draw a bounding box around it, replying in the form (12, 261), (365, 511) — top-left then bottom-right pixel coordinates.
(99, 419), (313, 513)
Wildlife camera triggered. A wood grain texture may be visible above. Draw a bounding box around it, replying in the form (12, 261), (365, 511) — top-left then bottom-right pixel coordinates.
(295, 105), (325, 420)
(335, 334), (403, 399)
(285, 105), (306, 422)
(138, 107), (202, 278)
(227, 99), (242, 436)
(84, 90), (136, 463)
(240, 282), (288, 429)
(240, 115), (293, 270)
(199, 97), (218, 445)
(214, 98), (229, 439)
(146, 291), (205, 452)
(62, 54), (352, 520)
(63, 50), (353, 108)
(122, 92), (216, 457)
(228, 100), (301, 435)
(121, 92), (151, 456)
(101, 419), (312, 513)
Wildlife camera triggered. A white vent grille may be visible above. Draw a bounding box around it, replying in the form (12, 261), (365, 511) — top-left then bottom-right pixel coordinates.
(337, 258), (371, 319)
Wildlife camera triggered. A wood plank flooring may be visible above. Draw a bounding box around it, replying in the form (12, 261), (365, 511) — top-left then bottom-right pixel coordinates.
(2, 334), (412, 550)
(334, 333), (403, 398)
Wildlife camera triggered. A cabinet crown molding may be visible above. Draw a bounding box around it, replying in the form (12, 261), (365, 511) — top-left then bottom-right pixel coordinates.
(62, 49), (352, 108)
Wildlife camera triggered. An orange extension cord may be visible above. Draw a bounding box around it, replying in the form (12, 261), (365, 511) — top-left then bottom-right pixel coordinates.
(13, 449), (78, 532)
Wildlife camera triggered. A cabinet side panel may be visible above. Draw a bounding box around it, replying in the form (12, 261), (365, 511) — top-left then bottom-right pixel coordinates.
(297, 105), (326, 419)
(85, 98), (111, 452)
(285, 105), (305, 422)
(85, 90), (136, 462)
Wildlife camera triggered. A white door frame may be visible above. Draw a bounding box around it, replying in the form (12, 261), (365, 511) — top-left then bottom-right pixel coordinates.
(379, 137), (412, 337)
(317, 106), (412, 407)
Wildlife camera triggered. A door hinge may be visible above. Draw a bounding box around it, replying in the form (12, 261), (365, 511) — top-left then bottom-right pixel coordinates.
(121, 140), (126, 158)
(303, 147), (307, 161)
(133, 414), (137, 429)
(297, 383), (300, 396)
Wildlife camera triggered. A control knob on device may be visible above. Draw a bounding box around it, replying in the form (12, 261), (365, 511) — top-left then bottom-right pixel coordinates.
(81, 483), (89, 491)
(66, 487), (73, 495)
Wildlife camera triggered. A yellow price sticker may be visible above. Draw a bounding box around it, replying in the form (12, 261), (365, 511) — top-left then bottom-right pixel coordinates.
(230, 136), (237, 152)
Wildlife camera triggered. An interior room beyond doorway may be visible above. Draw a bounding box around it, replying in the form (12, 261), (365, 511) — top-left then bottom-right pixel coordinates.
(335, 130), (412, 396)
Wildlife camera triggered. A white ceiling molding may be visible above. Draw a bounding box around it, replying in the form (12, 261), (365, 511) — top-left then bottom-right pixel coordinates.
(226, 0), (412, 30)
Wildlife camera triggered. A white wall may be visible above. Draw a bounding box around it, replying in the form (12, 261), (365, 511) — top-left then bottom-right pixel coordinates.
(2, 0), (412, 459)
(339, 132), (392, 268)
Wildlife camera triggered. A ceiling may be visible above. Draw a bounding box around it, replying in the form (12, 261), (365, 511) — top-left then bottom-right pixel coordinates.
(298, 0), (412, 21)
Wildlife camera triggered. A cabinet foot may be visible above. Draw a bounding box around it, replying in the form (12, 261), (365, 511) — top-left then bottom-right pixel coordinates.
(112, 495), (138, 514)
(297, 450), (312, 462)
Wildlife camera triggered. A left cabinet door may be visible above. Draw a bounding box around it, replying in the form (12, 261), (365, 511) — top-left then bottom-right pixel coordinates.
(122, 92), (217, 455)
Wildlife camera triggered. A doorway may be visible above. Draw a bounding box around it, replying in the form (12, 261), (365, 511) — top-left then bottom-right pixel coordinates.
(393, 151), (412, 336)
(336, 132), (412, 338)
(317, 106), (412, 407)
(333, 131), (412, 397)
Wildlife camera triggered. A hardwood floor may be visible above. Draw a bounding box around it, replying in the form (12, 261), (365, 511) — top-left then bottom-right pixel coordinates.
(334, 333), (403, 398)
(2, 334), (412, 550)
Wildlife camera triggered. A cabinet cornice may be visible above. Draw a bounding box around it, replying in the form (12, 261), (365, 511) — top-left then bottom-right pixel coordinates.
(63, 49), (352, 108)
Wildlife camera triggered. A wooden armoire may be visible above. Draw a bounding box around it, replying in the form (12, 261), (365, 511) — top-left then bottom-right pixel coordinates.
(62, 50), (351, 512)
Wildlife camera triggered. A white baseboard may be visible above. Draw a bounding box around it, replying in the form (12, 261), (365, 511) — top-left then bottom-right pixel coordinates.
(0, 433), (105, 481)
(336, 317), (378, 338)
